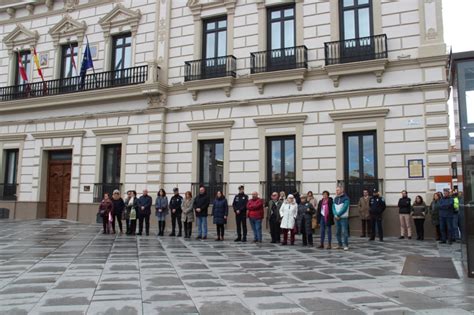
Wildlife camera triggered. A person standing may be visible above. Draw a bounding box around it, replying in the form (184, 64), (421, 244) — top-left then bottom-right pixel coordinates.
(194, 186), (210, 240)
(369, 189), (386, 242)
(126, 190), (138, 235)
(155, 189), (168, 236)
(247, 191), (264, 243)
(280, 194), (298, 245)
(123, 191), (132, 234)
(317, 191), (334, 249)
(111, 190), (125, 234)
(137, 189), (152, 236)
(297, 195), (316, 246)
(452, 191), (461, 241)
(411, 195), (427, 241)
(307, 191), (318, 209)
(357, 189), (371, 237)
(169, 188), (183, 237)
(232, 185), (248, 242)
(212, 191), (228, 241)
(181, 191), (194, 239)
(398, 190), (412, 239)
(439, 189), (454, 244)
(266, 192), (282, 243)
(98, 192), (113, 234)
(429, 192), (442, 241)
(333, 186), (350, 250)
(279, 191), (286, 203)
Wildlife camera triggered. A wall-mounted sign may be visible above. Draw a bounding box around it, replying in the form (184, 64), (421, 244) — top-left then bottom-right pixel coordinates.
(408, 159), (424, 178)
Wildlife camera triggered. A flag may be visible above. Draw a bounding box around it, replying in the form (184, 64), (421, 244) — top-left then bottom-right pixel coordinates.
(80, 41), (94, 88)
(17, 51), (28, 83)
(33, 48), (48, 94)
(69, 43), (77, 75)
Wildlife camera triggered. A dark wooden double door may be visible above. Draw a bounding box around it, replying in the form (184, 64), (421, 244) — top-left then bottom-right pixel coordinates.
(46, 151), (72, 219)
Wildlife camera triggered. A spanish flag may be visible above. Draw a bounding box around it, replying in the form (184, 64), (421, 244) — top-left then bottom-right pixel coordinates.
(33, 48), (47, 93)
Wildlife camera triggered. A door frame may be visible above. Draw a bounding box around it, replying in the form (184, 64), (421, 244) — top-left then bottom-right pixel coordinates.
(45, 149), (73, 219)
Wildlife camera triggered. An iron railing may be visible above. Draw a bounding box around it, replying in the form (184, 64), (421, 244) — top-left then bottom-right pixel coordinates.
(185, 55), (237, 81)
(337, 178), (384, 205)
(0, 183), (17, 201)
(191, 182), (227, 204)
(251, 45), (308, 74)
(260, 180), (301, 202)
(324, 34), (388, 65)
(93, 183), (123, 203)
(0, 65), (148, 101)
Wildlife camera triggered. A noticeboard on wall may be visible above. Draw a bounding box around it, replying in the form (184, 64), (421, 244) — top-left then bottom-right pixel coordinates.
(408, 159), (424, 178)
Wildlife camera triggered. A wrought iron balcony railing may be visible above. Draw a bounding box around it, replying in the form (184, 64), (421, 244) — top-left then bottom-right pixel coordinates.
(325, 34), (388, 66)
(0, 183), (17, 201)
(191, 182), (227, 204)
(93, 183), (123, 203)
(337, 178), (384, 205)
(185, 55), (237, 82)
(251, 45), (308, 74)
(0, 65), (148, 102)
(260, 180), (301, 202)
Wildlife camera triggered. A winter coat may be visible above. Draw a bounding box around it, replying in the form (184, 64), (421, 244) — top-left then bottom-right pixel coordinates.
(155, 196), (169, 216)
(439, 196), (454, 218)
(212, 197), (229, 225)
(296, 202), (316, 235)
(369, 195), (386, 219)
(232, 193), (249, 215)
(411, 202), (427, 219)
(429, 199), (440, 225)
(307, 196), (318, 209)
(138, 195), (153, 217)
(317, 197), (334, 226)
(98, 199), (113, 217)
(280, 202), (297, 229)
(398, 197), (412, 214)
(169, 194), (183, 215)
(358, 196), (370, 219)
(266, 199), (282, 229)
(193, 193), (210, 217)
(124, 197), (139, 220)
(181, 198), (195, 223)
(112, 198), (125, 215)
(333, 193), (350, 218)
(247, 198), (264, 220)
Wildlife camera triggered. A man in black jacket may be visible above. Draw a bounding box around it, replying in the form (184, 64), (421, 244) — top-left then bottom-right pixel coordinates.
(232, 185), (248, 242)
(369, 189), (386, 241)
(138, 189), (153, 236)
(398, 190), (412, 239)
(169, 188), (183, 237)
(193, 186), (210, 240)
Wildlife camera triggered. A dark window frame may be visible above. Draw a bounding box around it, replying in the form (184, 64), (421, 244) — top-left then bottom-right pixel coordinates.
(111, 32), (132, 71)
(266, 135), (296, 183)
(4, 149), (19, 185)
(16, 50), (31, 85)
(202, 15), (228, 59)
(266, 4), (296, 51)
(60, 43), (78, 79)
(199, 139), (224, 185)
(102, 144), (122, 184)
(339, 0), (373, 41)
(343, 130), (378, 182)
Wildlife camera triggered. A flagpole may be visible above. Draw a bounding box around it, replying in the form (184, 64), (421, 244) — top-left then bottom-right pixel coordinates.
(86, 36), (99, 88)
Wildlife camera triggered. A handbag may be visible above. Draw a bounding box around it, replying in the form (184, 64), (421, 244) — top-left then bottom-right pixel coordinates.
(130, 207), (137, 220)
(311, 216), (318, 230)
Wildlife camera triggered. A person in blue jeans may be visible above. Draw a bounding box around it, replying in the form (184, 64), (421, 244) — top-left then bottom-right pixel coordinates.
(439, 189), (454, 244)
(317, 191), (334, 249)
(247, 191), (264, 243)
(193, 186), (210, 240)
(332, 186), (350, 251)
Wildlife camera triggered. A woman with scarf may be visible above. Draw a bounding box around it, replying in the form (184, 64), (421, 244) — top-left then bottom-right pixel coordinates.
(279, 194), (298, 245)
(125, 190), (139, 235)
(98, 192), (113, 234)
(317, 191), (334, 249)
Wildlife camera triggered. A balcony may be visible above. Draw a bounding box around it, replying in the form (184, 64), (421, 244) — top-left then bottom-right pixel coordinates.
(93, 183), (123, 203)
(337, 178), (384, 205)
(259, 180), (301, 202)
(324, 34), (388, 87)
(184, 56), (237, 100)
(250, 46), (308, 94)
(0, 183), (17, 201)
(191, 182), (227, 204)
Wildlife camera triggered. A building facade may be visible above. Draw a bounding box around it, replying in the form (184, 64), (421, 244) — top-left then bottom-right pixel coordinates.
(0, 0), (450, 235)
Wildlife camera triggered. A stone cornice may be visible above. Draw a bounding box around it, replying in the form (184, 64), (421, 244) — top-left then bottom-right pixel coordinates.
(250, 68), (307, 94)
(92, 127), (131, 136)
(329, 107), (390, 121)
(32, 130), (85, 139)
(185, 76), (235, 101)
(0, 133), (27, 141)
(2, 23), (39, 53)
(98, 4), (142, 39)
(253, 114), (308, 126)
(48, 14), (87, 48)
(187, 119), (235, 130)
(325, 58), (388, 87)
(187, 0), (237, 18)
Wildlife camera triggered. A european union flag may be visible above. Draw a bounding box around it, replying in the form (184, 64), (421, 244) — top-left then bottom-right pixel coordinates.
(80, 42), (94, 88)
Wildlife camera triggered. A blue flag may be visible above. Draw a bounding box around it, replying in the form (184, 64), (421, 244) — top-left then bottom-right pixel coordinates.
(80, 42), (94, 88)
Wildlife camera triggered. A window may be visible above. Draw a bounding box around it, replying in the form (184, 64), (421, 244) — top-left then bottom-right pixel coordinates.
(344, 131), (378, 203)
(266, 5), (296, 71)
(102, 144), (121, 185)
(203, 17), (227, 60)
(2, 149), (19, 200)
(16, 50), (31, 85)
(340, 0), (372, 41)
(60, 43), (78, 79)
(112, 33), (132, 74)
(266, 136), (297, 198)
(199, 140), (224, 200)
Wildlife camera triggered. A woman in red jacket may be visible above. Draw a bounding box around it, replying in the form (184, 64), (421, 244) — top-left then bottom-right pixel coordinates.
(247, 191), (264, 243)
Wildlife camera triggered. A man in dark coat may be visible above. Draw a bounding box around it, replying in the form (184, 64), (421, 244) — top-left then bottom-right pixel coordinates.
(193, 186), (210, 239)
(297, 195), (316, 246)
(232, 185), (248, 242)
(266, 192), (282, 243)
(439, 189), (454, 244)
(138, 189), (153, 236)
(169, 188), (184, 237)
(369, 189), (386, 241)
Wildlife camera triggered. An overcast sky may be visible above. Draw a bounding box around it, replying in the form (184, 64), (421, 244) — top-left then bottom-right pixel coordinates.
(443, 0), (474, 53)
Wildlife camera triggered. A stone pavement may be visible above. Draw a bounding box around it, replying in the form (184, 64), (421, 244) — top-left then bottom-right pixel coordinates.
(0, 220), (473, 315)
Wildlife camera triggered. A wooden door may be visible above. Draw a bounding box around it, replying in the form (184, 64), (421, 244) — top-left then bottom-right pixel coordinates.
(46, 154), (72, 219)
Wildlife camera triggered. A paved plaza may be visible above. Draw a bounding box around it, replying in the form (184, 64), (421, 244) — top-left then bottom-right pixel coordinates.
(0, 220), (473, 315)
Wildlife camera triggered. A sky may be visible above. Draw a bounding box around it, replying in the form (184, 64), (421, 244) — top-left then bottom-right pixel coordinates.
(443, 0), (474, 52)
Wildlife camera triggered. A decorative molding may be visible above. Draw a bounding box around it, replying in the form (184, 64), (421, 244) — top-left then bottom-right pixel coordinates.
(253, 114), (308, 126)
(98, 4), (142, 40)
(0, 134), (27, 142)
(185, 76), (234, 101)
(2, 23), (39, 54)
(48, 15), (87, 48)
(92, 127), (131, 136)
(325, 58), (388, 87)
(64, 0), (79, 11)
(187, 119), (235, 130)
(329, 107), (390, 121)
(187, 0), (237, 17)
(250, 68), (306, 94)
(25, 3), (34, 15)
(32, 130), (86, 139)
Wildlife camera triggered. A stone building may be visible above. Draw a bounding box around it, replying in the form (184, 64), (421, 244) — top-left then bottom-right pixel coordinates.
(0, 0), (450, 236)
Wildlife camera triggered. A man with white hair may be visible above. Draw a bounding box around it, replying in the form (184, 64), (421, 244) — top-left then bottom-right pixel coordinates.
(333, 186), (350, 250)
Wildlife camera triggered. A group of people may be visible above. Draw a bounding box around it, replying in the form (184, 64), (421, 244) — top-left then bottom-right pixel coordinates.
(98, 184), (462, 248)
